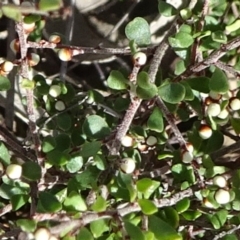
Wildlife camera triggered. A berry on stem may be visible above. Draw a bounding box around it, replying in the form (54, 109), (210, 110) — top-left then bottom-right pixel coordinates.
(199, 124), (212, 140)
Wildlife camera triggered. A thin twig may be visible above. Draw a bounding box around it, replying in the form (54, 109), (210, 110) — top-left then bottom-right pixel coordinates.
(214, 61), (240, 77)
(174, 36), (240, 81)
(15, 22), (44, 166)
(15, 20), (45, 216)
(27, 41), (156, 55)
(109, 97), (142, 155)
(47, 188), (193, 236)
(213, 225), (240, 240)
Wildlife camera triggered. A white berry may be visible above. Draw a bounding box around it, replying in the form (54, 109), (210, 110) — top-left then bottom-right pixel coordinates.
(146, 136), (157, 146)
(133, 52), (147, 66)
(1, 61), (14, 73)
(186, 142), (194, 153)
(199, 124), (212, 140)
(55, 101), (65, 111)
(215, 189), (231, 204)
(229, 98), (240, 111)
(49, 34), (61, 44)
(49, 85), (61, 98)
(23, 22), (35, 34)
(120, 158), (136, 174)
(121, 135), (134, 147)
(28, 53), (40, 67)
(217, 109), (229, 119)
(34, 228), (51, 240)
(209, 91), (221, 100)
(207, 103), (221, 117)
(182, 150), (193, 163)
(213, 175), (227, 188)
(58, 48), (72, 61)
(6, 164), (22, 180)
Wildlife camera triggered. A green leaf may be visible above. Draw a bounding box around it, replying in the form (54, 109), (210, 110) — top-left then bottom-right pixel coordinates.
(39, 191), (62, 213)
(75, 166), (100, 189)
(182, 210), (202, 221)
(136, 178), (160, 199)
(136, 84), (158, 99)
(174, 60), (186, 75)
(181, 82), (194, 101)
(66, 155), (83, 173)
(63, 191), (87, 212)
(11, 194), (29, 211)
(56, 113), (72, 131)
(127, 183), (137, 202)
(24, 14), (41, 24)
(160, 207), (179, 228)
(0, 183), (29, 200)
(77, 227), (94, 240)
(39, 0), (62, 11)
(225, 19), (240, 33)
(107, 70), (128, 90)
(158, 1), (177, 17)
(21, 79), (35, 89)
(169, 32), (194, 48)
(0, 142), (11, 165)
(147, 107), (164, 132)
(124, 221), (145, 240)
(208, 209), (228, 229)
(138, 199), (158, 215)
(221, 235), (238, 240)
(42, 135), (56, 153)
(0, 76), (11, 91)
(47, 150), (71, 166)
(175, 198), (190, 213)
(231, 118), (240, 134)
(137, 71), (152, 89)
(55, 133), (71, 151)
(158, 82), (185, 104)
(204, 130), (224, 154)
(209, 68), (229, 93)
(211, 30), (227, 43)
(185, 77), (210, 93)
(17, 219), (36, 232)
(2, 4), (21, 21)
(80, 141), (101, 158)
(143, 231), (155, 240)
(82, 115), (110, 139)
(91, 195), (107, 212)
(22, 162), (41, 181)
(149, 215), (182, 240)
(90, 220), (109, 238)
(125, 17), (151, 46)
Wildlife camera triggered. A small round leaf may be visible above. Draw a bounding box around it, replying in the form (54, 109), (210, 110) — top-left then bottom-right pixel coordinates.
(125, 17), (151, 46)
(22, 162), (41, 181)
(39, 192), (62, 213)
(158, 82), (185, 104)
(82, 115), (110, 139)
(209, 68), (229, 93)
(107, 70), (128, 90)
(138, 199), (158, 215)
(147, 107), (164, 132)
(136, 84), (158, 99)
(158, 1), (177, 16)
